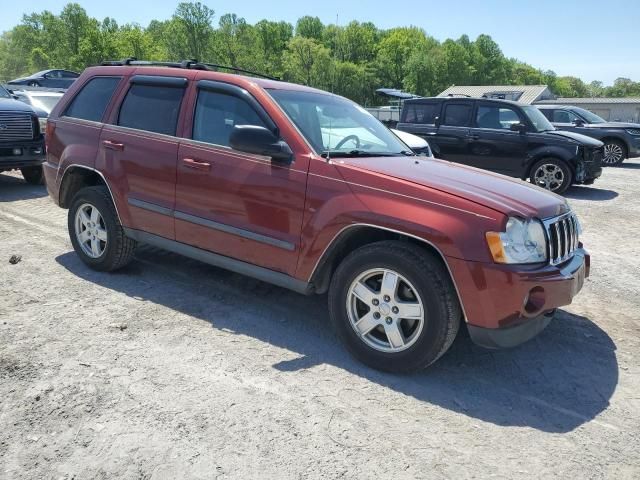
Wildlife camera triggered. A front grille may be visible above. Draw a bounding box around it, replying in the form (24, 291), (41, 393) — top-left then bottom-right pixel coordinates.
(545, 213), (579, 266)
(0, 112), (35, 142)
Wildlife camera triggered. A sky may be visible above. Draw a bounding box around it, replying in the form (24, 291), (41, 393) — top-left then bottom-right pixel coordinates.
(1, 0), (638, 85)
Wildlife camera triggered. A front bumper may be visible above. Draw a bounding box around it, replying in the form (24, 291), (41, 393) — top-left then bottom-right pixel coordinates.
(448, 248), (589, 348)
(0, 138), (45, 170)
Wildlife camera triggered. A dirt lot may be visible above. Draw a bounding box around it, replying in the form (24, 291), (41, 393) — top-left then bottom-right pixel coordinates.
(1, 161), (639, 479)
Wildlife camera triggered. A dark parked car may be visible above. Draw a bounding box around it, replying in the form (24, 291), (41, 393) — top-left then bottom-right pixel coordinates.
(537, 105), (640, 165)
(8, 69), (79, 88)
(0, 84), (46, 184)
(43, 61), (589, 372)
(397, 97), (604, 194)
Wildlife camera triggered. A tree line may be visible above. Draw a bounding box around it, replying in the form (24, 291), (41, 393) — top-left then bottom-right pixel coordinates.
(1, 2), (639, 105)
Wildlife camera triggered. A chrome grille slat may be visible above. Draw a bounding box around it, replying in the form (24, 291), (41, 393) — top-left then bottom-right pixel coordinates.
(545, 212), (579, 266)
(0, 112), (34, 141)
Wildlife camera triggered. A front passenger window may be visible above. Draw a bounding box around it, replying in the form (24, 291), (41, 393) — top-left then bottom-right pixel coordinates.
(193, 90), (269, 147)
(553, 110), (579, 123)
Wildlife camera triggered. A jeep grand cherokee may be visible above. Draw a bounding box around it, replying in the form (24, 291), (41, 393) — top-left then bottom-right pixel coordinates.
(43, 60), (590, 372)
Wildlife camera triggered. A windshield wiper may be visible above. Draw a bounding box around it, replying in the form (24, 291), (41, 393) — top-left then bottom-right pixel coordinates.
(321, 149), (409, 158)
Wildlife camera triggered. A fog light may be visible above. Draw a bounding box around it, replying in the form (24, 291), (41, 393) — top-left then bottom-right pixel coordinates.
(13, 148), (22, 155)
(33, 147), (42, 154)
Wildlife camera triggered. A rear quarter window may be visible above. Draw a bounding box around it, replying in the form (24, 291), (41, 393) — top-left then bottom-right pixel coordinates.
(64, 76), (121, 122)
(118, 84), (185, 136)
(402, 102), (439, 124)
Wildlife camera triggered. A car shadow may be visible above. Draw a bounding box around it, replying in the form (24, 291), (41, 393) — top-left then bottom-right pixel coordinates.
(565, 186), (618, 201)
(0, 172), (47, 201)
(617, 162), (640, 169)
(56, 247), (618, 434)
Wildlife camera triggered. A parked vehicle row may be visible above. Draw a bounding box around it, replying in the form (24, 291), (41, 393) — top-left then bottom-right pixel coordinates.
(537, 104), (640, 165)
(41, 60), (590, 372)
(396, 96), (604, 194)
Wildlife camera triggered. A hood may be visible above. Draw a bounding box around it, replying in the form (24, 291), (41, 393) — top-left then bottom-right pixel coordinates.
(586, 121), (640, 129)
(0, 97), (37, 114)
(338, 156), (569, 219)
(545, 129), (604, 147)
(391, 128), (429, 149)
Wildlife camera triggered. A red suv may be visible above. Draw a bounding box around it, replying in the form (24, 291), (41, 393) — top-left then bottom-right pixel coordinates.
(43, 60), (589, 372)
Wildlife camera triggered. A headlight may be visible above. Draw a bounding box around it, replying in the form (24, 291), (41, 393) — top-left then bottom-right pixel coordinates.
(625, 128), (640, 136)
(38, 117), (47, 134)
(486, 217), (547, 264)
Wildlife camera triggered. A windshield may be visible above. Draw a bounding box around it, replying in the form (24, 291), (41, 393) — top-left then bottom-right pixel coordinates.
(522, 106), (555, 132)
(0, 85), (10, 99)
(31, 95), (61, 113)
(268, 89), (410, 156)
(573, 107), (606, 124)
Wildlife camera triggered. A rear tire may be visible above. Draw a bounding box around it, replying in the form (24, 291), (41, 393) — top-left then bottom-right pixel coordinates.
(328, 241), (461, 372)
(602, 139), (626, 166)
(68, 186), (136, 271)
(530, 158), (572, 194)
(20, 166), (44, 185)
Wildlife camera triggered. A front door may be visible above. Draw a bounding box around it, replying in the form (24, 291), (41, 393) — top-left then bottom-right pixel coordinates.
(466, 102), (528, 176)
(174, 81), (307, 276)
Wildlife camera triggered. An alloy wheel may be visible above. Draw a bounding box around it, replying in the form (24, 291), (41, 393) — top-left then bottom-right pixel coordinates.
(603, 143), (624, 165)
(534, 164), (565, 192)
(346, 268), (425, 353)
(74, 203), (108, 258)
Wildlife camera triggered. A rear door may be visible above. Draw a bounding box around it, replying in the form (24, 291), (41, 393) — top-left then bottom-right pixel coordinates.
(466, 102), (528, 175)
(397, 100), (440, 149)
(434, 101), (474, 164)
(174, 80), (307, 276)
(99, 75), (188, 240)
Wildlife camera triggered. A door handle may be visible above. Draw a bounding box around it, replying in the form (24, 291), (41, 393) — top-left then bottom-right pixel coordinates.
(182, 157), (211, 171)
(102, 140), (124, 151)
(468, 134), (480, 140)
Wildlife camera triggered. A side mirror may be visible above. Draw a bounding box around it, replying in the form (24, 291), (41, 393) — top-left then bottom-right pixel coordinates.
(229, 125), (293, 164)
(573, 119), (586, 127)
(510, 122), (527, 133)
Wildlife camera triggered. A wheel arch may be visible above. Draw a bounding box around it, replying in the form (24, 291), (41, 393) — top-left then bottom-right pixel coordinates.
(600, 136), (629, 155)
(309, 223), (468, 322)
(59, 166), (121, 222)
(524, 152), (574, 180)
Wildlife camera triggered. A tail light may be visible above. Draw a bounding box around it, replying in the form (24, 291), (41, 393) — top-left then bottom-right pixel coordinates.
(45, 121), (55, 152)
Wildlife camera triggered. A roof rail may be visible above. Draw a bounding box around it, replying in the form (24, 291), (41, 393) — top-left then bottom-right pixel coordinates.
(447, 93), (471, 98)
(100, 58), (279, 81)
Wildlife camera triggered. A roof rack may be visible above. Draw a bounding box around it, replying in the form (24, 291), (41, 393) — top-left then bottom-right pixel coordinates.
(446, 93), (471, 98)
(100, 58), (280, 81)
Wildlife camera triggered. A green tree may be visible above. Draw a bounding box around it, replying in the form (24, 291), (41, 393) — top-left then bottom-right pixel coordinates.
(295, 16), (324, 41)
(173, 1), (214, 61)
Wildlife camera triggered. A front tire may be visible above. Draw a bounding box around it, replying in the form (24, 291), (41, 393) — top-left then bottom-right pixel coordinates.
(602, 139), (626, 166)
(20, 166), (44, 185)
(530, 158), (572, 194)
(328, 241), (461, 372)
(68, 186), (136, 271)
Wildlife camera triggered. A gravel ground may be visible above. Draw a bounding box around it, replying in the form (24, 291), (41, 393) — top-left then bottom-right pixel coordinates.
(1, 161), (639, 479)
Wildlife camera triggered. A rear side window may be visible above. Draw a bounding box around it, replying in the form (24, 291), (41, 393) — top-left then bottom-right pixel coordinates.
(64, 77), (121, 122)
(403, 102), (439, 124)
(442, 103), (472, 127)
(193, 90), (269, 147)
(118, 85), (185, 136)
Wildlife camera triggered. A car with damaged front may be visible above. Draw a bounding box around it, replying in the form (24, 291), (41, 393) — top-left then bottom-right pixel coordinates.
(44, 60), (589, 372)
(397, 96), (604, 194)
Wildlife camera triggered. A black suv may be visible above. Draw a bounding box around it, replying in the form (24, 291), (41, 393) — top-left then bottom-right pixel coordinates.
(537, 104), (640, 166)
(397, 97), (603, 194)
(0, 84), (46, 184)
